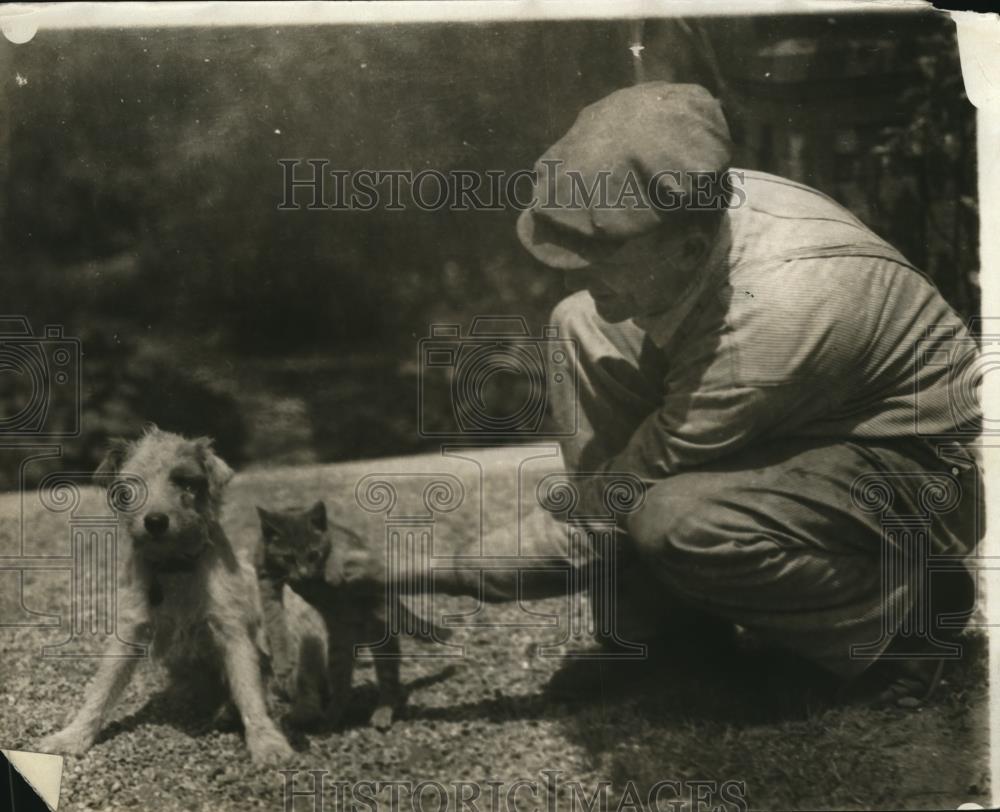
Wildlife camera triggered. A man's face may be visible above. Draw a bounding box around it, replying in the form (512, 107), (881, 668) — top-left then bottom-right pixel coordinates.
(564, 228), (709, 323)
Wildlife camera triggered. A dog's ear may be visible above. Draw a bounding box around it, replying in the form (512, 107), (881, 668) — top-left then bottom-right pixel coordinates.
(93, 438), (131, 484)
(194, 437), (234, 500)
(308, 500), (327, 532)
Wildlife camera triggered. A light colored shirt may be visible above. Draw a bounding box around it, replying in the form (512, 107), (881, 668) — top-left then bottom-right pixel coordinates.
(607, 169), (978, 483)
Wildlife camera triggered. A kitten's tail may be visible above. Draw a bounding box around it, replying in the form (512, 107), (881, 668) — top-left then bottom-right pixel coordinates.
(396, 600), (453, 643)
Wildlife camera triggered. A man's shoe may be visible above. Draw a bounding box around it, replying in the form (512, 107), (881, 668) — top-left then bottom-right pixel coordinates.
(871, 657), (946, 709)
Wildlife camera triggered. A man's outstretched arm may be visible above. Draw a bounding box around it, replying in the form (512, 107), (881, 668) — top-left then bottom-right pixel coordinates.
(336, 506), (604, 602)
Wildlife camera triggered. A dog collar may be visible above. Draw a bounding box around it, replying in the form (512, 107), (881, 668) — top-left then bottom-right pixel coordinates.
(156, 556), (200, 573)
(145, 558), (200, 607)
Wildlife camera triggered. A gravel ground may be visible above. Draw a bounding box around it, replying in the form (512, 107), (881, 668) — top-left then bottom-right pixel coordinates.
(0, 447), (991, 811)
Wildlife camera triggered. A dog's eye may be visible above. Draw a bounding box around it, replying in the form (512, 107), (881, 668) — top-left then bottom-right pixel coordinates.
(175, 476), (206, 495)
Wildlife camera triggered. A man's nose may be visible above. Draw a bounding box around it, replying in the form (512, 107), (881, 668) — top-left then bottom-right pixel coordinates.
(144, 512), (170, 536)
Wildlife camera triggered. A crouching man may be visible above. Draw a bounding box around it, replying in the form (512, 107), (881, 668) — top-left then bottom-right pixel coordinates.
(513, 81), (982, 704)
(344, 82), (981, 706)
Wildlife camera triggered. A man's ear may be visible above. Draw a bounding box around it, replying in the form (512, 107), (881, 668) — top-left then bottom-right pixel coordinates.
(681, 232), (710, 266)
(308, 500), (327, 532)
(93, 438), (132, 484)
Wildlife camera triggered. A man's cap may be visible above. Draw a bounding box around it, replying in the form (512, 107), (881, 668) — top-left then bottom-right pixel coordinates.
(516, 82), (733, 270)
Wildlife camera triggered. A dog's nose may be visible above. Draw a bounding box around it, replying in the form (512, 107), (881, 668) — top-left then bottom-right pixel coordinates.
(144, 512), (170, 536)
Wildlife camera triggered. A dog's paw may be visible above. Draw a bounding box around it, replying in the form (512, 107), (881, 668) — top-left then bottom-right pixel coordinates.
(370, 706), (394, 731)
(247, 727), (295, 765)
(38, 728), (93, 756)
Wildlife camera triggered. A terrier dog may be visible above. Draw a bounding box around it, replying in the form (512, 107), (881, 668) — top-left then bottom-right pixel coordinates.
(39, 427), (294, 764)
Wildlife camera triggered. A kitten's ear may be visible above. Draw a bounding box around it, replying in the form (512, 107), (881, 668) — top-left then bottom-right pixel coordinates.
(256, 507), (280, 537)
(308, 501), (327, 532)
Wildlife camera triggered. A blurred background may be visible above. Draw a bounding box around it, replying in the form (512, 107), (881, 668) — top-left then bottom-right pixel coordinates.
(0, 10), (979, 487)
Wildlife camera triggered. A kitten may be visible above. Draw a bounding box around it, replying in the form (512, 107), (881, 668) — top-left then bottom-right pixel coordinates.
(254, 500), (451, 730)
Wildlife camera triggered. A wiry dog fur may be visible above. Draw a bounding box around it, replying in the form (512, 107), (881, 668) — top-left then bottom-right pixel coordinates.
(39, 427), (294, 764)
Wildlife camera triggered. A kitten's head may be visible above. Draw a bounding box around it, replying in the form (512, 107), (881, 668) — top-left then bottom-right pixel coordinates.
(255, 500), (331, 583)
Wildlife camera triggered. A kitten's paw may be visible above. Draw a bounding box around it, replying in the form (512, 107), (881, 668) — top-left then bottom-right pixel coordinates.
(370, 706), (394, 731)
(247, 727), (295, 765)
(38, 727), (93, 756)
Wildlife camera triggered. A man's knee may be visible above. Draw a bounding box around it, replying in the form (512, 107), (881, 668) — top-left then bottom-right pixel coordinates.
(625, 474), (721, 566)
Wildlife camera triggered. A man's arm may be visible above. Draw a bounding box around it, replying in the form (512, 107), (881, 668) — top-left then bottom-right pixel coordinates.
(336, 507), (596, 602)
(582, 260), (877, 491)
(597, 379), (814, 486)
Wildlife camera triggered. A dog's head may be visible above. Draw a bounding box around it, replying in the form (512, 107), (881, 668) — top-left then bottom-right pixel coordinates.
(95, 426), (234, 568)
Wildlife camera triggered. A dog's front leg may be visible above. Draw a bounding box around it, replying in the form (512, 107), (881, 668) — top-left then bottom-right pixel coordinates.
(39, 626), (147, 756)
(215, 622), (294, 764)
